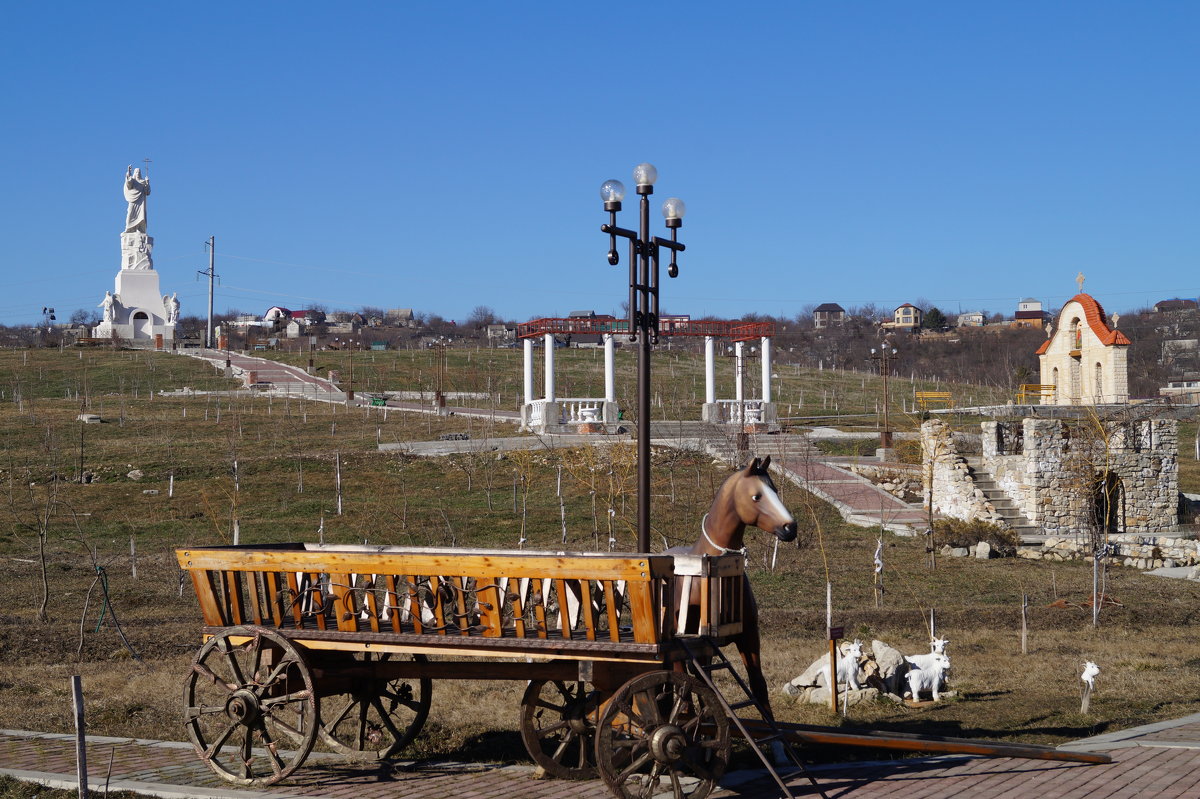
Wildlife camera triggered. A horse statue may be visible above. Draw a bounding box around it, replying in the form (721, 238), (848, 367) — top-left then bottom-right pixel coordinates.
(669, 455), (797, 720)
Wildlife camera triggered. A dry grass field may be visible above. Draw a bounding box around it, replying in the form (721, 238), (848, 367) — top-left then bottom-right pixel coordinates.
(0, 347), (1197, 775)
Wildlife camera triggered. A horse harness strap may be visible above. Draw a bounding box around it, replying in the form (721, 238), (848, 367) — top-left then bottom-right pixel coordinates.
(700, 514), (747, 557)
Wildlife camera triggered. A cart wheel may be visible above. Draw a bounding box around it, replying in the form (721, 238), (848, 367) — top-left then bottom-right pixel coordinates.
(519, 679), (603, 779)
(317, 652), (432, 760)
(183, 626), (318, 786)
(594, 671), (730, 799)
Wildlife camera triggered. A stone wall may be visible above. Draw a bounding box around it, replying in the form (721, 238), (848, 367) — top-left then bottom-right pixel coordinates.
(1018, 532), (1200, 569)
(921, 420), (1007, 525)
(924, 416), (1179, 535)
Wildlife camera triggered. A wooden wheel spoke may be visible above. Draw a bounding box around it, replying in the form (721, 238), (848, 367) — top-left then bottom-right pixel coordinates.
(255, 658), (298, 694)
(255, 721), (286, 777)
(322, 696), (356, 730)
(217, 638), (248, 687)
(617, 697), (650, 728)
(616, 748), (654, 783)
(356, 697), (370, 750)
(267, 715), (306, 741)
(239, 727), (254, 777)
(192, 662), (238, 693)
(261, 687), (313, 707)
(550, 732), (576, 762)
(370, 696), (406, 742)
(204, 719), (240, 759)
(536, 718), (570, 737)
(666, 691), (688, 725)
(185, 704), (226, 720)
(379, 687), (424, 714)
(675, 751), (714, 782)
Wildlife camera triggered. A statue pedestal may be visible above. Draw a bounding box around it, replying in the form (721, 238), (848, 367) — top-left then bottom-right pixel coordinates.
(93, 268), (175, 342)
(121, 232), (154, 271)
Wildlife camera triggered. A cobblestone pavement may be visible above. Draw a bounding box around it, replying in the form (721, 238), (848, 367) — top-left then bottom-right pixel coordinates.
(4, 715), (1200, 799)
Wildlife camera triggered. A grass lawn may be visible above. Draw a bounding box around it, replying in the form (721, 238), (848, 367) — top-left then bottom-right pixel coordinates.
(0, 347), (1196, 776)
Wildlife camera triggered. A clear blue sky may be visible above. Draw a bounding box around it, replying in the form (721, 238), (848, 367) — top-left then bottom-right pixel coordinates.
(2, 2), (1198, 326)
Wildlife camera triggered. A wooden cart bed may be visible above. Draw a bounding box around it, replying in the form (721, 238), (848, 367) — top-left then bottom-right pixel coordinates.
(177, 543), (745, 663)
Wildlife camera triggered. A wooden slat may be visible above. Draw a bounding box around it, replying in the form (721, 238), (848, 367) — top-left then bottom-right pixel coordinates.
(178, 548), (662, 582)
(265, 572), (283, 626)
(406, 576), (424, 634)
(476, 577), (502, 638)
(312, 574), (328, 631)
(533, 582), (548, 639)
(364, 575), (381, 633)
(246, 572), (264, 625)
(627, 583), (657, 644)
(603, 581), (620, 643)
(328, 573), (354, 631)
(509, 576), (526, 638)
(284, 572), (304, 627)
(385, 575), (402, 633)
(579, 580), (596, 641)
(555, 579), (572, 640)
(675, 575), (693, 635)
(223, 571), (243, 624)
(432, 577), (448, 636)
(192, 571), (225, 626)
(454, 577), (470, 636)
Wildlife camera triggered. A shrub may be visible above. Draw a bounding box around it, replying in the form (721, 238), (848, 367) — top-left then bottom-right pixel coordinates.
(933, 517), (1020, 556)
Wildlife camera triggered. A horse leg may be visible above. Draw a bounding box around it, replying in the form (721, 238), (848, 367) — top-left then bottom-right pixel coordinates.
(735, 584), (775, 722)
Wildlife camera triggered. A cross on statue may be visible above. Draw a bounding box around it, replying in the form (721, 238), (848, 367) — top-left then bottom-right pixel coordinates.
(1076, 271), (1086, 293)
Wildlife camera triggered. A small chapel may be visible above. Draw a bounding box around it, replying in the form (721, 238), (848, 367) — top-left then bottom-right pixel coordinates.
(1035, 275), (1130, 405)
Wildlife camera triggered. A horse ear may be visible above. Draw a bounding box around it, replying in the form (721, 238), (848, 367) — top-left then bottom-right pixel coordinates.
(746, 457), (761, 473)
(761, 455), (772, 472)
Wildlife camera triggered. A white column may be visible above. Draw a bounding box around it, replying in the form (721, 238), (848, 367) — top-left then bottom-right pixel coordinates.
(704, 336), (716, 404)
(603, 333), (615, 402)
(543, 332), (556, 402)
(735, 341), (745, 405)
(523, 337), (534, 403)
(761, 336), (772, 403)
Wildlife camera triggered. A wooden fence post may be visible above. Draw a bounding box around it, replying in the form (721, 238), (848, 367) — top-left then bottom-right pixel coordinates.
(71, 675), (89, 799)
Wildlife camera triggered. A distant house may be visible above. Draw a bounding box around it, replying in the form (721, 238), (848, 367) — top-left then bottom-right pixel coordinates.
(956, 311), (985, 327)
(387, 308), (417, 327)
(1013, 298), (1049, 329)
(264, 306), (292, 326)
(487, 323), (516, 343)
(813, 303), (845, 329)
(1154, 298), (1198, 314)
(883, 304), (922, 331)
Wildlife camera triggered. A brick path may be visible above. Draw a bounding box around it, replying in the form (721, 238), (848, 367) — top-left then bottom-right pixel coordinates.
(5, 715), (1200, 798)
(777, 458), (931, 534)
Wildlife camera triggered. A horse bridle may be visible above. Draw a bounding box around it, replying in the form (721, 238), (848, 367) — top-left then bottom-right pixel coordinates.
(699, 513), (747, 556)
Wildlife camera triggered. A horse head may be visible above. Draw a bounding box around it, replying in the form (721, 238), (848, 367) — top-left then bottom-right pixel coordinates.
(734, 456), (798, 542)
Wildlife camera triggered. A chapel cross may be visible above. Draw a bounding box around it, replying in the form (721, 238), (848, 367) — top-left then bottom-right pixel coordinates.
(1076, 271), (1085, 293)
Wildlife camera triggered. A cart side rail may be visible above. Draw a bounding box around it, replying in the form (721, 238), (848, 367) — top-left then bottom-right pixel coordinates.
(176, 545), (743, 649)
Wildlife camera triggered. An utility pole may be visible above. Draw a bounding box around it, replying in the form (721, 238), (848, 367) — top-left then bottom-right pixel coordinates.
(200, 236), (217, 348)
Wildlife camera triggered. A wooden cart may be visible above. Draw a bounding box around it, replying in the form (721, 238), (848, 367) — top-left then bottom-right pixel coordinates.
(177, 543), (1108, 799)
(178, 542), (750, 798)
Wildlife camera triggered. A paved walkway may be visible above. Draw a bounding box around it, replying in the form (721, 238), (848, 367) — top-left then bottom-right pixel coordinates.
(777, 457), (930, 535)
(3, 713), (1199, 798)
(184, 349), (520, 424)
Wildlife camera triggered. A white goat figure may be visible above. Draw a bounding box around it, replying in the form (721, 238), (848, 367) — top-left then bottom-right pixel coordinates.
(904, 638), (951, 689)
(824, 639), (864, 691)
(1081, 661), (1100, 691)
(906, 652), (951, 702)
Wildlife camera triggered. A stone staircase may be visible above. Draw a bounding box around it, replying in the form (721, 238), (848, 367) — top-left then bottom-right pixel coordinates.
(963, 457), (1040, 537)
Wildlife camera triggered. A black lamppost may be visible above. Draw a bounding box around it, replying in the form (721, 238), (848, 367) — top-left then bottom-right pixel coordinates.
(599, 163), (686, 552)
(868, 340), (898, 450)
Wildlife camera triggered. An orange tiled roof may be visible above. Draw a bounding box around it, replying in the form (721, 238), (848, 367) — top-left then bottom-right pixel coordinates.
(1038, 293), (1130, 355)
